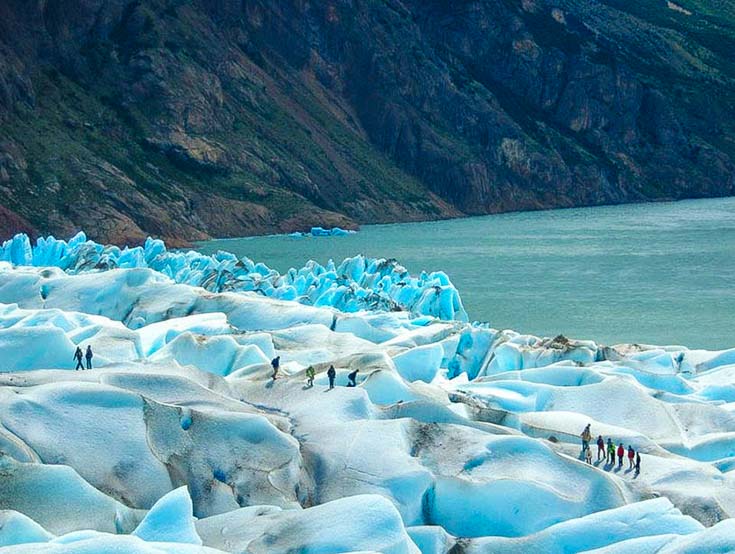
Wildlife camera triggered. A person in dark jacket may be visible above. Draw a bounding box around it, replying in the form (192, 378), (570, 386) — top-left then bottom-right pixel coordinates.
(347, 369), (359, 387)
(327, 365), (336, 389)
(74, 346), (84, 370)
(271, 356), (280, 381)
(635, 452), (641, 475)
(85, 345), (93, 370)
(627, 446), (636, 469)
(596, 435), (605, 461)
(617, 443), (625, 468)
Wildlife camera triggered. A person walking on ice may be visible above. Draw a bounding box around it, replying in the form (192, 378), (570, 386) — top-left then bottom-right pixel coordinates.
(327, 365), (336, 389)
(271, 356), (280, 381)
(635, 452), (641, 475)
(74, 346), (84, 370)
(585, 446), (592, 465)
(627, 445), (636, 469)
(580, 423), (592, 454)
(596, 435), (605, 461)
(305, 366), (315, 388)
(347, 369), (359, 387)
(85, 345), (94, 370)
(607, 438), (615, 465)
(617, 442), (624, 468)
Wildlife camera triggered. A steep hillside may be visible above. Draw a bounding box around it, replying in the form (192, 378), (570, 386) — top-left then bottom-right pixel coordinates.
(1, 0), (734, 244)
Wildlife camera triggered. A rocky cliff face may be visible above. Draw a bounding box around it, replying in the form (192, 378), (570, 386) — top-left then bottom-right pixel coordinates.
(1, 0), (734, 244)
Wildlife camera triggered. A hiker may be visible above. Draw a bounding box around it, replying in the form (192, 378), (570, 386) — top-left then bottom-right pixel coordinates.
(628, 446), (636, 469)
(585, 446), (592, 465)
(581, 423), (592, 454)
(85, 345), (93, 370)
(675, 352), (685, 372)
(635, 452), (641, 475)
(596, 435), (605, 461)
(347, 369), (359, 387)
(73, 346), (84, 370)
(305, 366), (315, 387)
(607, 438), (615, 465)
(271, 356), (280, 381)
(617, 442), (624, 468)
(327, 365), (336, 389)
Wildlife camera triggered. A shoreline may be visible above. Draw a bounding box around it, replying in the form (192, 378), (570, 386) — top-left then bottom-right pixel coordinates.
(194, 194), (735, 243)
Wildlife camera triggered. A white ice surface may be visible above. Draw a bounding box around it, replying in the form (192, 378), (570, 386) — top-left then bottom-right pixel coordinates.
(0, 252), (734, 553)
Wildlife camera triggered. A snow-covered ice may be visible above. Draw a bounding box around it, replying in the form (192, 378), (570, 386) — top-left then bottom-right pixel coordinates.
(0, 233), (734, 553)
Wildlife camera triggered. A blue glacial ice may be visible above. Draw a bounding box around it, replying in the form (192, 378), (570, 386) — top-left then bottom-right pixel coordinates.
(0, 233), (466, 321)
(0, 233), (734, 553)
(289, 226), (357, 237)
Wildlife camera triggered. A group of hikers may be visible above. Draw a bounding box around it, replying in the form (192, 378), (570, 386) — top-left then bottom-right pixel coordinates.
(73, 346), (94, 370)
(72, 347), (360, 389)
(271, 356), (359, 389)
(69, 349), (641, 480)
(581, 423), (641, 475)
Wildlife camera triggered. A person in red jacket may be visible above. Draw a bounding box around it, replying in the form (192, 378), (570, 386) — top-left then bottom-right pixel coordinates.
(627, 446), (636, 469)
(617, 443), (625, 468)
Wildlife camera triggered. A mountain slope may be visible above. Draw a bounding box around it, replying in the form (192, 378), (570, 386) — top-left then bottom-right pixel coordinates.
(1, 0), (734, 244)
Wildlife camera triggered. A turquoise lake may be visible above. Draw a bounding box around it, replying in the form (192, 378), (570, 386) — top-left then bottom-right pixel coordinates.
(197, 197), (735, 350)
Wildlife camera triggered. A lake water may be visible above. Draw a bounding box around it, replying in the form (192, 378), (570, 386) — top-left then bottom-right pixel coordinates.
(197, 198), (735, 350)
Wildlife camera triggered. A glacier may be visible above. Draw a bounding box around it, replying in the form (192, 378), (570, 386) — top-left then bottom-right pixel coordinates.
(0, 233), (466, 322)
(0, 233), (733, 553)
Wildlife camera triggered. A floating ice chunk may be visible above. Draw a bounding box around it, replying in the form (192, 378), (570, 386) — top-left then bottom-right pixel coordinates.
(330, 226), (355, 236)
(310, 226), (330, 236)
(132, 487), (202, 545)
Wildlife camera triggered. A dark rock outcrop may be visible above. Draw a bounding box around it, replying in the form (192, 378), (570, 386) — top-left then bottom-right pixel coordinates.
(0, 0), (733, 244)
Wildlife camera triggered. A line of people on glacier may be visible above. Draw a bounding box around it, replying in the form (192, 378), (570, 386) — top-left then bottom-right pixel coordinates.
(581, 423), (641, 475)
(271, 357), (360, 390)
(73, 345), (94, 370)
